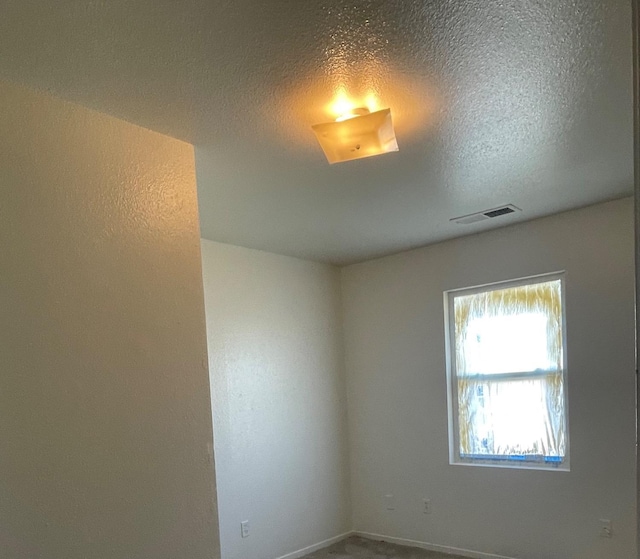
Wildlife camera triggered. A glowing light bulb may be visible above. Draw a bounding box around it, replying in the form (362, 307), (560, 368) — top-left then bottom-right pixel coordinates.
(364, 93), (380, 113)
(328, 88), (354, 119)
(335, 107), (370, 122)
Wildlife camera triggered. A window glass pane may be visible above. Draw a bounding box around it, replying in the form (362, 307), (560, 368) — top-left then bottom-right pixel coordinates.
(454, 279), (563, 376)
(450, 277), (567, 464)
(461, 312), (551, 375)
(458, 375), (566, 459)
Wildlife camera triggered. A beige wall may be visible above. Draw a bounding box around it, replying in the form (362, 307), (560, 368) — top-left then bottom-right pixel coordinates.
(341, 198), (636, 559)
(201, 240), (351, 559)
(0, 81), (220, 559)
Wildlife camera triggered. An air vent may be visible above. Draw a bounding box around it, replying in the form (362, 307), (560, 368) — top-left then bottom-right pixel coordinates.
(484, 207), (515, 218)
(451, 204), (521, 225)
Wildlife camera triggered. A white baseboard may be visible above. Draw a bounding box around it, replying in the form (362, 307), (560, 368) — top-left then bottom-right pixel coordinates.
(274, 532), (353, 559)
(354, 531), (517, 559)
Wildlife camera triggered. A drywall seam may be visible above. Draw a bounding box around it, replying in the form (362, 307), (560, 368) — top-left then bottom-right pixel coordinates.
(355, 532), (517, 559)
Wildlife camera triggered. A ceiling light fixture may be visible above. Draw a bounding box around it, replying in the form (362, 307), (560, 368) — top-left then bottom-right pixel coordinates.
(312, 107), (398, 164)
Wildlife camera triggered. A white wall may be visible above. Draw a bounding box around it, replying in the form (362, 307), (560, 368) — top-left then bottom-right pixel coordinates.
(341, 197), (636, 559)
(201, 241), (351, 559)
(0, 81), (220, 559)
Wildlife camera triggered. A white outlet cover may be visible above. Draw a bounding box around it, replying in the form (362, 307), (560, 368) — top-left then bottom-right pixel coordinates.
(423, 498), (432, 514)
(384, 494), (395, 510)
(241, 520), (250, 538)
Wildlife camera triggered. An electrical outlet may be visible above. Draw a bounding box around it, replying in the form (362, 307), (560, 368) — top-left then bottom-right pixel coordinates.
(385, 494), (395, 510)
(241, 520), (250, 538)
(423, 498), (432, 514)
(599, 519), (612, 538)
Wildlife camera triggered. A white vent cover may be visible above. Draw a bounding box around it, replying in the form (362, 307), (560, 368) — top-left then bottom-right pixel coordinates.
(451, 204), (521, 225)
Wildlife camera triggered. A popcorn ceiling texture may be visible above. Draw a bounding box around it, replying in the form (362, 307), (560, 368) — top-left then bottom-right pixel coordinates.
(0, 1), (632, 263)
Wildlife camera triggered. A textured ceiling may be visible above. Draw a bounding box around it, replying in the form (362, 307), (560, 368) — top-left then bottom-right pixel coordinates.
(0, 1), (633, 264)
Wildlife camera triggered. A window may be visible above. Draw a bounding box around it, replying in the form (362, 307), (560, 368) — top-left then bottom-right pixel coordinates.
(444, 273), (568, 470)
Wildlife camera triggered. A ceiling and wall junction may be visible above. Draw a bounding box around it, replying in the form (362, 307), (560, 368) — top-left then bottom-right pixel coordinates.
(0, 1), (632, 264)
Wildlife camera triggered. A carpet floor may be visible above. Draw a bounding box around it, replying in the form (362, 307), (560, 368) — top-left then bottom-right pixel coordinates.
(300, 536), (468, 559)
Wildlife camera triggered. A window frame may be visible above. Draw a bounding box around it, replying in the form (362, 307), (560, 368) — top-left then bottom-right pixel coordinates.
(443, 272), (570, 471)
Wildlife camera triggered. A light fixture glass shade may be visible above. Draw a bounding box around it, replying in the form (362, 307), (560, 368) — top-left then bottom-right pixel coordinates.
(312, 108), (398, 164)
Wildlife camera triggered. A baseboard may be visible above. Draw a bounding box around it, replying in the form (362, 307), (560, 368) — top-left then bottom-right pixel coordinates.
(354, 531), (517, 559)
(274, 531), (354, 559)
